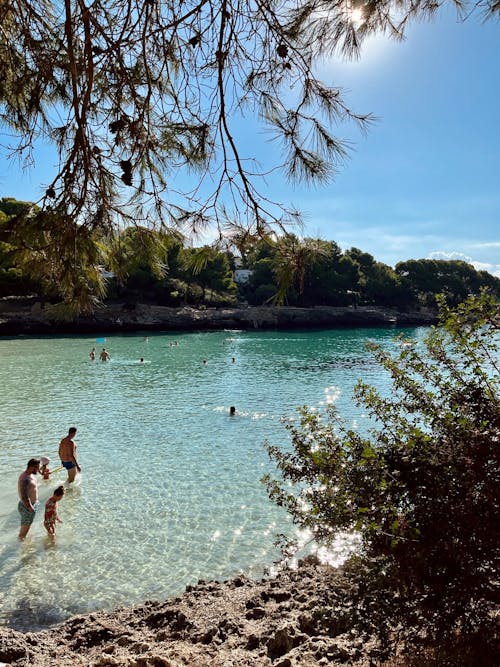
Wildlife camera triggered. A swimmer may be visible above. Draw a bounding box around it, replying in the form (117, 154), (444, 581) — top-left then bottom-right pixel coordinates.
(139, 357), (144, 363)
(58, 427), (81, 483)
(229, 406), (236, 416)
(89, 347), (96, 361)
(99, 348), (110, 361)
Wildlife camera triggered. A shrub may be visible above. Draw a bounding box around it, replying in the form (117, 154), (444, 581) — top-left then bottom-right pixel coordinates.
(265, 291), (499, 659)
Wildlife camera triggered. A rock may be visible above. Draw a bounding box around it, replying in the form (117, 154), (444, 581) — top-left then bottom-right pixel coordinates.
(246, 634), (261, 650)
(245, 607), (266, 620)
(230, 576), (247, 588)
(266, 590), (291, 603)
(195, 626), (218, 644)
(0, 300), (438, 336)
(298, 614), (317, 636)
(0, 561), (383, 666)
(275, 659), (292, 667)
(267, 627), (294, 660)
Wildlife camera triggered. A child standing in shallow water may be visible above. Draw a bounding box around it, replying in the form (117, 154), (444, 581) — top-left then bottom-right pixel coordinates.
(44, 486), (64, 538)
(39, 456), (51, 480)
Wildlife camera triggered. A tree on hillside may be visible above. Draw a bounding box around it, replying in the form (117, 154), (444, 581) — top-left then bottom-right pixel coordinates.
(0, 204), (107, 310)
(272, 235), (333, 304)
(265, 291), (499, 660)
(185, 245), (238, 303)
(107, 226), (171, 288)
(396, 258), (500, 307)
(345, 247), (409, 307)
(296, 239), (354, 306)
(1, 1), (498, 309)
(0, 198), (33, 217)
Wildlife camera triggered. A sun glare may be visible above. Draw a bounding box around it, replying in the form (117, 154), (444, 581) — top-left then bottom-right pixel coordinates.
(348, 7), (365, 28)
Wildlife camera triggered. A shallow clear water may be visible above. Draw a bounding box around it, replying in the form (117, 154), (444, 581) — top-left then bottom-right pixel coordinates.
(0, 326), (425, 630)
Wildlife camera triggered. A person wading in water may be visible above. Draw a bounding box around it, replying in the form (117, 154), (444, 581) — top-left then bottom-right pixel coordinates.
(58, 427), (81, 483)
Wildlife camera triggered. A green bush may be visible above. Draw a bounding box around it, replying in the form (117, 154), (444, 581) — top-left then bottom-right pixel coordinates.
(252, 283), (277, 305)
(265, 291), (499, 659)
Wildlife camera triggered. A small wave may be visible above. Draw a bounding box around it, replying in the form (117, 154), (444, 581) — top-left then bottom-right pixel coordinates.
(212, 405), (269, 420)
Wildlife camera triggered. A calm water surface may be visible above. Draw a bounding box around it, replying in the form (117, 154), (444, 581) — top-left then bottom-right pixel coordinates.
(0, 326), (425, 630)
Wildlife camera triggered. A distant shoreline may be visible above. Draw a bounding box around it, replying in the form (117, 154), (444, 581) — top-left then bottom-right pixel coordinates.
(0, 299), (438, 336)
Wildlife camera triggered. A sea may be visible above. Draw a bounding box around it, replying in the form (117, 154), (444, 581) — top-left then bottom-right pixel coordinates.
(0, 326), (427, 630)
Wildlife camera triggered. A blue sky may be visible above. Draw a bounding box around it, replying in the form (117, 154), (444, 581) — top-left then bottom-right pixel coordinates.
(292, 7), (500, 275)
(1, 6), (499, 275)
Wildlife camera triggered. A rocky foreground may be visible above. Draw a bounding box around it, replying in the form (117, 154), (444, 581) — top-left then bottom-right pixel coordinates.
(0, 559), (386, 667)
(0, 299), (437, 335)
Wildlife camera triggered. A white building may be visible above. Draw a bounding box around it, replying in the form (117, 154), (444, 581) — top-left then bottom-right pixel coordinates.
(234, 269), (253, 284)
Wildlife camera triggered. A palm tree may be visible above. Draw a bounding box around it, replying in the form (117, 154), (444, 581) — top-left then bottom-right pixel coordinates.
(272, 235), (329, 305)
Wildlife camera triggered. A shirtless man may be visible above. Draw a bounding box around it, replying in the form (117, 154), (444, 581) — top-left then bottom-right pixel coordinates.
(58, 427), (81, 483)
(99, 348), (110, 362)
(18, 458), (40, 539)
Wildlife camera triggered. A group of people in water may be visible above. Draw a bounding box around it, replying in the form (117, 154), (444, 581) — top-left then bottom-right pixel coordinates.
(16, 337), (241, 541)
(89, 347), (110, 361)
(88, 340), (238, 414)
(17, 427), (81, 541)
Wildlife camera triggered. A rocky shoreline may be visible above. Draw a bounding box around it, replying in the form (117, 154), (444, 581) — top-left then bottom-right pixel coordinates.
(0, 559), (386, 667)
(0, 300), (437, 335)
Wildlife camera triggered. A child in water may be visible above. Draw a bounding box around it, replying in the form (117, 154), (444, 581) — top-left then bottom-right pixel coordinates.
(44, 486), (64, 538)
(39, 456), (51, 480)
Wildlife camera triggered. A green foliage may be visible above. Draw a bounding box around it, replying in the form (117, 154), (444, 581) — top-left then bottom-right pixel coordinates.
(1, 199), (499, 313)
(186, 247), (236, 291)
(0, 0), (384, 240)
(0, 197), (32, 217)
(265, 292), (499, 656)
(241, 237), (498, 310)
(1, 4), (499, 309)
(1, 205), (107, 313)
(106, 226), (172, 286)
(395, 259), (500, 307)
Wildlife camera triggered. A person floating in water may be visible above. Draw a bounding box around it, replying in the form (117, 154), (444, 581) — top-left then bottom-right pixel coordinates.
(58, 427), (81, 483)
(229, 406), (236, 416)
(18, 458), (40, 539)
(40, 456), (51, 480)
(99, 348), (110, 362)
(44, 485), (64, 538)
(139, 358), (144, 363)
(89, 347), (96, 361)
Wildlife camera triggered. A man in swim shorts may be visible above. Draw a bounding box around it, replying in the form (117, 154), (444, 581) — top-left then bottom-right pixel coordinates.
(18, 458), (40, 539)
(58, 427), (81, 483)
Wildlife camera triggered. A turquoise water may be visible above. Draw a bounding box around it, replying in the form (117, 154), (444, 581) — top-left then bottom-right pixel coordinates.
(0, 326), (425, 630)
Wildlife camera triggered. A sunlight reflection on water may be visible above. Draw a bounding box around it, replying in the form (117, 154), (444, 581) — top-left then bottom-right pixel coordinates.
(0, 326), (425, 630)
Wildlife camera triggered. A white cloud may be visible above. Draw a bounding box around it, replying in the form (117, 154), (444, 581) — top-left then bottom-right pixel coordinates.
(471, 262), (500, 278)
(471, 241), (500, 249)
(427, 251), (473, 263)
